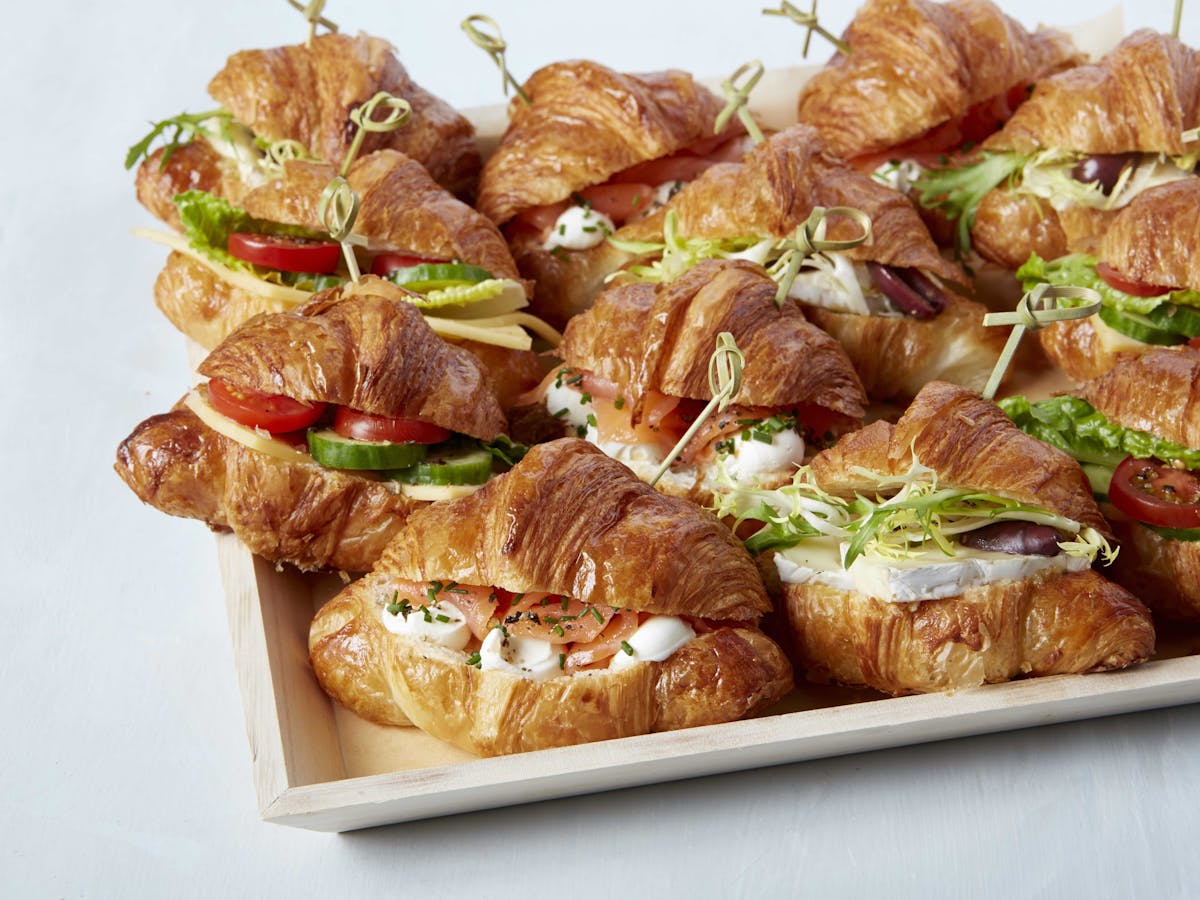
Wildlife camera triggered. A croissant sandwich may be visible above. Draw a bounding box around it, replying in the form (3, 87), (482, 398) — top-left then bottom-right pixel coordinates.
(795, 0), (1078, 173)
(597, 125), (1003, 402)
(514, 259), (865, 504)
(116, 276), (521, 573)
(308, 438), (794, 756)
(128, 30), (480, 226)
(719, 381), (1154, 695)
(137, 149), (551, 406)
(918, 30), (1200, 266)
(1019, 180), (1200, 381)
(1004, 347), (1200, 621)
(475, 59), (749, 326)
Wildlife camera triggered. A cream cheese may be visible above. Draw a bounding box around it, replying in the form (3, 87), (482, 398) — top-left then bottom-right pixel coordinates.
(544, 205), (615, 251)
(380, 599), (471, 651)
(608, 616), (696, 671)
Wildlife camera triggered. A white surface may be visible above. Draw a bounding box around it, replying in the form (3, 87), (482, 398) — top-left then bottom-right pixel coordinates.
(2, 0), (1198, 896)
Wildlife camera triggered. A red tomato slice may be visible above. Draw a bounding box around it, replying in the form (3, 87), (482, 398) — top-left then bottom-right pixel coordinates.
(227, 233), (341, 274)
(576, 183), (655, 226)
(505, 594), (614, 645)
(206, 379), (327, 434)
(370, 253), (446, 278)
(608, 156), (716, 186)
(1096, 261), (1174, 298)
(332, 408), (451, 444)
(1109, 456), (1200, 529)
(564, 610), (640, 672)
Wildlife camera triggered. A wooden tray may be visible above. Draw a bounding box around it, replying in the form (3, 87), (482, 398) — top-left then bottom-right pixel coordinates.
(212, 20), (1200, 831)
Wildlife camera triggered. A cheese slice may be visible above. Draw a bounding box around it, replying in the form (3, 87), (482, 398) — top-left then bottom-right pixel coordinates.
(184, 390), (314, 465)
(396, 482), (483, 502)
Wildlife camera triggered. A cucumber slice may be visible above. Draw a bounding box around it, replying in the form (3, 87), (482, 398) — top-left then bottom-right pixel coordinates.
(1097, 306), (1186, 346)
(387, 447), (494, 485)
(1080, 463), (1114, 498)
(387, 263), (493, 293)
(307, 430), (429, 470)
(1147, 524), (1200, 541)
(1142, 302), (1200, 338)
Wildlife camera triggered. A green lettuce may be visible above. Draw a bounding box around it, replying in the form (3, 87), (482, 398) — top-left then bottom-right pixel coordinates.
(914, 151), (1027, 256)
(999, 395), (1200, 471)
(172, 190), (330, 284)
(1015, 253), (1200, 316)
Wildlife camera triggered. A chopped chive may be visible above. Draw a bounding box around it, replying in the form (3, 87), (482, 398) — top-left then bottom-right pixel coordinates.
(435, 613), (451, 623)
(421, 605), (433, 623)
(553, 625), (565, 637)
(579, 392), (592, 404)
(614, 397), (625, 410)
(620, 641), (635, 656)
(552, 408), (569, 419)
(589, 607), (604, 624)
(466, 651), (482, 668)
(558, 653), (566, 670)
(561, 596), (569, 611)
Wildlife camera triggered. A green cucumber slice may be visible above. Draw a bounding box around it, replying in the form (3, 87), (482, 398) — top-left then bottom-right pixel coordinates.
(1098, 306), (1187, 346)
(307, 430), (429, 470)
(1147, 524), (1200, 541)
(1081, 463), (1114, 498)
(386, 447), (494, 485)
(387, 263), (493, 293)
(1142, 302), (1200, 338)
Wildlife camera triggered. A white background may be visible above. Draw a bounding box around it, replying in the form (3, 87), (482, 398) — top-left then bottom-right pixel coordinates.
(3, 1), (1198, 896)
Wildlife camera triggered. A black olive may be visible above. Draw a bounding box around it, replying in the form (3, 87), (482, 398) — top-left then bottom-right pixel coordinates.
(1070, 153), (1137, 195)
(867, 263), (946, 320)
(957, 522), (1062, 557)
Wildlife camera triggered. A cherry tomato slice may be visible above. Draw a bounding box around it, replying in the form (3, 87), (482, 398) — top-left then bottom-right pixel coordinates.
(331, 408), (451, 444)
(370, 253), (446, 278)
(227, 233), (341, 274)
(1109, 455), (1200, 529)
(206, 379), (327, 434)
(1096, 261), (1174, 298)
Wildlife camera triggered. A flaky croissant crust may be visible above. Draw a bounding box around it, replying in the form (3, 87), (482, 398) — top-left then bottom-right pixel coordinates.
(308, 582), (793, 755)
(1099, 180), (1200, 292)
(115, 406), (420, 573)
(375, 439), (772, 621)
(1079, 346), (1200, 450)
(796, 0), (1079, 159)
(208, 32), (480, 197)
(986, 29), (1200, 155)
(809, 381), (1111, 537)
(198, 277), (507, 440)
(783, 568), (1153, 695)
(558, 259), (867, 419)
(238, 151), (522, 285)
(476, 60), (727, 224)
(617, 125), (964, 285)
(1108, 514), (1200, 622)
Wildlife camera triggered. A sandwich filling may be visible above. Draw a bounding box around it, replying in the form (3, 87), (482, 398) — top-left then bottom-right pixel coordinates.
(374, 579), (701, 682)
(717, 459), (1113, 604)
(527, 366), (853, 492)
(186, 379), (525, 501)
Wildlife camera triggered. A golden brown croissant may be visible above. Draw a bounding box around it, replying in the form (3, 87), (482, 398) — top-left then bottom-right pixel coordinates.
(972, 30), (1200, 266)
(208, 32), (480, 198)
(308, 438), (793, 755)
(153, 150), (523, 349)
(758, 381), (1153, 693)
(1038, 181), (1200, 382)
(476, 60), (726, 225)
(136, 141), (250, 232)
(116, 278), (508, 573)
(1078, 346), (1200, 450)
(795, 0), (1079, 160)
(528, 260), (866, 503)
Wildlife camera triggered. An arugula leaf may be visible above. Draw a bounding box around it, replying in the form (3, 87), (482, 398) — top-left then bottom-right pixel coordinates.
(479, 435), (529, 468)
(1015, 253), (1200, 316)
(999, 395), (1200, 470)
(125, 110), (230, 171)
(913, 151), (1026, 256)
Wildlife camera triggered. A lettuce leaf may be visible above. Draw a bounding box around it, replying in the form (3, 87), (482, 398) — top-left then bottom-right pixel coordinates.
(914, 151), (1027, 256)
(172, 190), (327, 278)
(1015, 252), (1200, 315)
(999, 394), (1200, 470)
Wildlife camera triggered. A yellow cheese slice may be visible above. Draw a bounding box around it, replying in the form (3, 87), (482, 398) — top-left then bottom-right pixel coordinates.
(397, 482), (483, 502)
(184, 390), (314, 466)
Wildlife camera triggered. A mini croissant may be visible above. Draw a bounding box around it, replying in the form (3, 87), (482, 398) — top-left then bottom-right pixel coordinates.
(1038, 180), (1200, 381)
(795, 0), (1079, 161)
(972, 30), (1200, 269)
(116, 278), (508, 573)
(135, 32), (480, 228)
(308, 438), (793, 756)
(522, 259), (865, 503)
(765, 382), (1153, 695)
